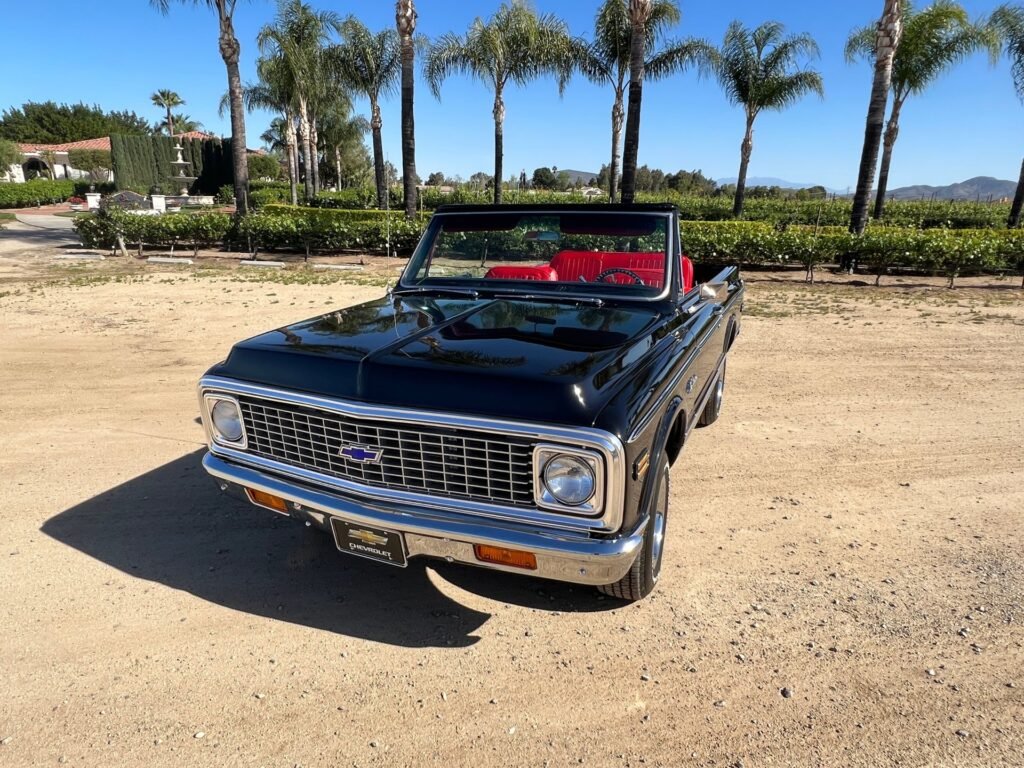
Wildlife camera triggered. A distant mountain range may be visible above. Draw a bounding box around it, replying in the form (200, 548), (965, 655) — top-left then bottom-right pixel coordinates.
(715, 176), (834, 191)
(559, 169), (597, 185)
(885, 176), (1017, 201)
(552, 171), (1017, 200)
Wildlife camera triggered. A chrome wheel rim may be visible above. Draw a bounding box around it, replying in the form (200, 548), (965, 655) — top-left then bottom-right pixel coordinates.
(651, 484), (667, 581)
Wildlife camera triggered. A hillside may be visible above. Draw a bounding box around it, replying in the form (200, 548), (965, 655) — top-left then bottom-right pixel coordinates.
(886, 176), (1017, 201)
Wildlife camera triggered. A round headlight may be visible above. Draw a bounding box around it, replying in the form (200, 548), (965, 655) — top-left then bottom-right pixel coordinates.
(211, 399), (243, 443)
(543, 454), (596, 506)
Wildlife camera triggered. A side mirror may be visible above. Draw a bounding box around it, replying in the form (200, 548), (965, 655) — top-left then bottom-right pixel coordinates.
(700, 281), (729, 303)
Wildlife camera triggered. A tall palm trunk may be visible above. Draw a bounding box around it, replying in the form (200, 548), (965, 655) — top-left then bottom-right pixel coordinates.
(872, 96), (904, 220)
(620, 0), (651, 205)
(166, 107), (175, 137)
(493, 90), (505, 205)
(609, 88), (625, 203)
(850, 0), (902, 235)
(284, 114), (299, 206)
(397, 0), (418, 220)
(1009, 157), (1024, 229)
(310, 118), (320, 196)
(370, 99), (386, 209)
(334, 145), (343, 189)
(219, 15), (250, 214)
(297, 98), (314, 200)
(733, 115), (755, 218)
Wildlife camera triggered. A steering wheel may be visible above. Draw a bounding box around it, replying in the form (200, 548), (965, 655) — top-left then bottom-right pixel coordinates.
(595, 267), (644, 285)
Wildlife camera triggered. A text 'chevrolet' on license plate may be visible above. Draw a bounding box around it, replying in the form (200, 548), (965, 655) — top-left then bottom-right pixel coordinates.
(330, 519), (408, 568)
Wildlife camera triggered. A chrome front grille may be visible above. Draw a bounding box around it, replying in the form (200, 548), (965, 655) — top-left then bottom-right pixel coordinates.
(237, 396), (536, 507)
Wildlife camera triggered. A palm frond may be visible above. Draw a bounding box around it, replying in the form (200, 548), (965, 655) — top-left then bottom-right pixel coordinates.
(713, 19), (823, 113)
(646, 37), (717, 80)
(991, 3), (1024, 100)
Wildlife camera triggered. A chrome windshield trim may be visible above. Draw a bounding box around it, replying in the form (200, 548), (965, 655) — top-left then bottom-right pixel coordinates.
(198, 376), (626, 533)
(400, 210), (675, 303)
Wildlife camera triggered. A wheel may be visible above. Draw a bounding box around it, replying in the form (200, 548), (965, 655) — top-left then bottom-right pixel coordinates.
(597, 462), (669, 601)
(697, 361), (726, 428)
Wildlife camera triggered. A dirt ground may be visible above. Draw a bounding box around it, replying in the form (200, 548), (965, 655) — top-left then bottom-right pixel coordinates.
(1, 239), (1022, 767)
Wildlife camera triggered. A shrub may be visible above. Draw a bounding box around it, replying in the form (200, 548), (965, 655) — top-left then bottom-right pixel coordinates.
(0, 179), (76, 208)
(74, 209), (232, 255)
(250, 186), (290, 208)
(248, 154), (282, 181)
(238, 205), (426, 256)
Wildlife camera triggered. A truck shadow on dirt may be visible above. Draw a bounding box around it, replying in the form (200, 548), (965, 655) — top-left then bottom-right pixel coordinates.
(42, 450), (615, 648)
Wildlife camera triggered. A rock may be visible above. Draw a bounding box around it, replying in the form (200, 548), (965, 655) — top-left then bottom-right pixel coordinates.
(370, 741), (379, 748)
(926, 669), (936, 677)
(254, 693), (265, 699)
(781, 687), (793, 699)
(194, 732), (205, 739)
(490, 699), (498, 705)
(955, 730), (969, 738)
(1, 736), (11, 745)
(640, 674), (651, 682)
(714, 700), (726, 708)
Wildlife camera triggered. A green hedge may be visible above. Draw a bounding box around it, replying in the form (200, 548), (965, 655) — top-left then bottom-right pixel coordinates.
(308, 187), (1015, 230)
(0, 179), (76, 208)
(680, 221), (1024, 284)
(110, 134), (233, 195)
(237, 205), (425, 255)
(75, 210), (233, 255)
(71, 207), (1024, 285)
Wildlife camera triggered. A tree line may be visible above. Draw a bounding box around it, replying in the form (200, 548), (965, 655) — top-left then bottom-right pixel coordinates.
(4, 0), (1020, 232)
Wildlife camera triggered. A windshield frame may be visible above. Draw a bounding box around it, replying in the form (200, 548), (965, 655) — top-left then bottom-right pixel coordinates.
(398, 209), (677, 303)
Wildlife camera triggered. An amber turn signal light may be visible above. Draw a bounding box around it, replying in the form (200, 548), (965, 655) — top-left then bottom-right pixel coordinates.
(473, 545), (537, 570)
(245, 488), (290, 514)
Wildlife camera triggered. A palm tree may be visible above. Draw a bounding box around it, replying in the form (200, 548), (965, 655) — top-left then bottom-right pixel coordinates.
(165, 114), (204, 135)
(257, 0), (341, 200)
(426, 1), (574, 204)
(619, 0), (651, 203)
(318, 104), (371, 190)
(223, 54), (302, 204)
(850, 0), (903, 235)
(151, 89), (183, 137)
(573, 0), (713, 202)
(150, 0), (250, 213)
(332, 18), (401, 208)
(396, 0), (418, 219)
(992, 4), (1024, 227)
(847, 2), (997, 220)
(711, 21), (824, 217)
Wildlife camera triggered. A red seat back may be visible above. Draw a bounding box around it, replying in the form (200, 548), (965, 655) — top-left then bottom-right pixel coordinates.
(484, 264), (558, 281)
(549, 251), (666, 285)
(680, 255), (694, 292)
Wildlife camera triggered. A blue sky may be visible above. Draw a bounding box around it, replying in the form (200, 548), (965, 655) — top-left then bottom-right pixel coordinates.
(0, 0), (1019, 190)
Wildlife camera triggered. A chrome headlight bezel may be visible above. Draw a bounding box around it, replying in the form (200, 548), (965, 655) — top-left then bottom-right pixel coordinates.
(204, 393), (247, 449)
(532, 444), (604, 515)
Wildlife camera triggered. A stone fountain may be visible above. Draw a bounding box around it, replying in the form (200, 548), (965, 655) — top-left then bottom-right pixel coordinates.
(168, 143), (197, 197)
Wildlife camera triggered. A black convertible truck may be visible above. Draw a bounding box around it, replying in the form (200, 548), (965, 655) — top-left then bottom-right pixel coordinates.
(198, 204), (743, 600)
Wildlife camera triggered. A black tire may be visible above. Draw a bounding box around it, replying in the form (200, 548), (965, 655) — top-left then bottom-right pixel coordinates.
(697, 361), (726, 428)
(597, 462), (669, 601)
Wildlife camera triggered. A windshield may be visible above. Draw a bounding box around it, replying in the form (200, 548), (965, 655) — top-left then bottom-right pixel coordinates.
(401, 211), (672, 299)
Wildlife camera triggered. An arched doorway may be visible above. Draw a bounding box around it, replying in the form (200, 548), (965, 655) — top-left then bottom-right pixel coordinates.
(22, 157), (52, 180)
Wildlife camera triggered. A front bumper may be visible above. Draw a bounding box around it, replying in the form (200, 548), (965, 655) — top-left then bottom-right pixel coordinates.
(203, 453), (645, 586)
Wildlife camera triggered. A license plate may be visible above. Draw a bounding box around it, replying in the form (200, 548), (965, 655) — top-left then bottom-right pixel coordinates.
(330, 519), (407, 568)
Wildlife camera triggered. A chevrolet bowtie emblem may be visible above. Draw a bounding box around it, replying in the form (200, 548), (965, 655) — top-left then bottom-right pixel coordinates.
(348, 528), (389, 546)
(338, 444), (382, 463)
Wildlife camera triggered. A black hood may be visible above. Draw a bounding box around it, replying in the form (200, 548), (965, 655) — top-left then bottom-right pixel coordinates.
(210, 294), (666, 427)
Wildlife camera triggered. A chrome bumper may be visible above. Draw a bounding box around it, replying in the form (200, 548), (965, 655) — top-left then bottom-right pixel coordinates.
(202, 453), (644, 586)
